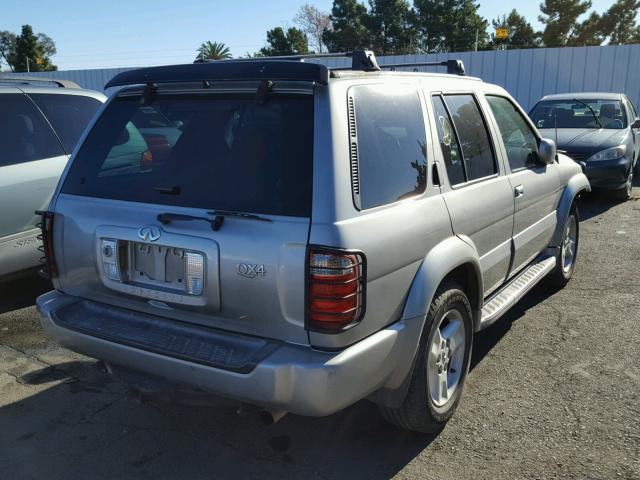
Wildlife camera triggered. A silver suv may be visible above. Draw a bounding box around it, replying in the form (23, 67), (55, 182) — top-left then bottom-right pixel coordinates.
(0, 77), (104, 278)
(36, 52), (590, 432)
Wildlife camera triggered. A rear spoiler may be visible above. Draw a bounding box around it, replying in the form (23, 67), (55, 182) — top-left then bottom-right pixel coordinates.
(105, 61), (330, 89)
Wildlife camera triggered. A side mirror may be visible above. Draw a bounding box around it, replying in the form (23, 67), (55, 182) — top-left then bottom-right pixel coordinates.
(631, 117), (640, 129)
(538, 138), (557, 165)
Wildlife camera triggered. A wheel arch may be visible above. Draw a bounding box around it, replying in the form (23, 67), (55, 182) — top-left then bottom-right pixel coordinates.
(550, 172), (590, 247)
(369, 235), (483, 408)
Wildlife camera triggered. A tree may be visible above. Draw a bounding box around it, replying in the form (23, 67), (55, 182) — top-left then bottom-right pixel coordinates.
(491, 10), (541, 49)
(295, 4), (332, 53)
(599, 0), (640, 44)
(0, 31), (16, 71)
(366, 0), (416, 54)
(323, 0), (371, 52)
(567, 11), (605, 46)
(412, 0), (488, 53)
(260, 27), (309, 56)
(196, 41), (232, 61)
(538, 0), (592, 47)
(5, 25), (57, 72)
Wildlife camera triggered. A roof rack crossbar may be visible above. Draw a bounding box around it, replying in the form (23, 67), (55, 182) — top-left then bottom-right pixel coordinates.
(0, 76), (80, 88)
(379, 60), (466, 76)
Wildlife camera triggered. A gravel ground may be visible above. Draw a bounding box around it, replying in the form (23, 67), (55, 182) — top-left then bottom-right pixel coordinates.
(0, 185), (638, 480)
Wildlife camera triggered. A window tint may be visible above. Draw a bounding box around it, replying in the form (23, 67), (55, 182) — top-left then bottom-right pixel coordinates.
(62, 93), (313, 217)
(351, 84), (427, 209)
(29, 94), (102, 153)
(0, 93), (65, 167)
(487, 96), (540, 171)
(444, 95), (497, 181)
(432, 95), (465, 185)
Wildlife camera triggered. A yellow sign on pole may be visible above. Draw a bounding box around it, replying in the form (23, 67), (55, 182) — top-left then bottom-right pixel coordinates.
(495, 28), (509, 39)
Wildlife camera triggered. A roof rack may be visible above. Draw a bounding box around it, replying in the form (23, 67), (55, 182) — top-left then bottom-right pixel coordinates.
(105, 50), (466, 89)
(379, 59), (466, 76)
(0, 76), (80, 89)
(194, 50), (381, 72)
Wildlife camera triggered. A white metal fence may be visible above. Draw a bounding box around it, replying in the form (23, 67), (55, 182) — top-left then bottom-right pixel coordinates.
(3, 44), (640, 110)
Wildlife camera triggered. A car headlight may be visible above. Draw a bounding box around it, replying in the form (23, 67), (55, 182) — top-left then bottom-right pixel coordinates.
(586, 145), (627, 162)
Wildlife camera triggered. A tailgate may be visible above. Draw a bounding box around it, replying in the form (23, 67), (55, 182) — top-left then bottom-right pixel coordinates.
(52, 84), (314, 344)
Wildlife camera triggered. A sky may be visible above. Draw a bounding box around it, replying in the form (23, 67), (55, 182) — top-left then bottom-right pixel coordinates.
(1, 0), (623, 71)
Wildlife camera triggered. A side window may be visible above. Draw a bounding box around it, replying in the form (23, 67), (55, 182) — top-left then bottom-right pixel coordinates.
(486, 96), (540, 171)
(432, 95), (465, 185)
(444, 94), (497, 181)
(29, 94), (102, 154)
(351, 84), (428, 209)
(0, 93), (65, 167)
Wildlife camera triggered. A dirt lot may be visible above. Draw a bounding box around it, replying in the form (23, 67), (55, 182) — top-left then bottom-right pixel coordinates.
(1, 186), (638, 480)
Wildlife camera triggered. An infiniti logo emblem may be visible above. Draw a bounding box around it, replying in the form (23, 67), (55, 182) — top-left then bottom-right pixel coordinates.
(138, 226), (161, 242)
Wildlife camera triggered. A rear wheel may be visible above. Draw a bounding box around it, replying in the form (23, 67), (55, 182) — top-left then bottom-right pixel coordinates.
(545, 204), (579, 288)
(379, 281), (473, 433)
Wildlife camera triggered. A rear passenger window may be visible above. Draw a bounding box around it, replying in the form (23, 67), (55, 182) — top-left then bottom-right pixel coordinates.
(444, 94), (497, 181)
(29, 94), (102, 154)
(350, 84), (428, 209)
(432, 96), (465, 185)
(0, 94), (65, 167)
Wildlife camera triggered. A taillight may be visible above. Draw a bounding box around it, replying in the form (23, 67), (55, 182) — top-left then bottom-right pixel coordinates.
(36, 210), (58, 278)
(140, 150), (153, 171)
(307, 247), (366, 332)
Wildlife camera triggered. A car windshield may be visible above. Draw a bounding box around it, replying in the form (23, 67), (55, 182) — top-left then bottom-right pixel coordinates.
(530, 99), (627, 130)
(61, 92), (314, 217)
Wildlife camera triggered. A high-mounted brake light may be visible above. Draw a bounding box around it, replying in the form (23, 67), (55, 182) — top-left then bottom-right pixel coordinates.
(36, 211), (58, 278)
(307, 247), (366, 332)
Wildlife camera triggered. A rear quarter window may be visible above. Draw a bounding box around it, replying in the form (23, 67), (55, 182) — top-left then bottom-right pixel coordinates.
(29, 93), (102, 153)
(0, 93), (65, 167)
(350, 84), (428, 209)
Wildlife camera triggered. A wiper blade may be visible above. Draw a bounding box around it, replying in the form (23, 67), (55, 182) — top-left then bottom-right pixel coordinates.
(573, 98), (602, 128)
(208, 210), (272, 223)
(157, 212), (224, 231)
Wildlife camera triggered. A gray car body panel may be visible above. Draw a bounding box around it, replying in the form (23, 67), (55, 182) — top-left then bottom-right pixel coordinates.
(0, 85), (105, 277)
(38, 70), (589, 415)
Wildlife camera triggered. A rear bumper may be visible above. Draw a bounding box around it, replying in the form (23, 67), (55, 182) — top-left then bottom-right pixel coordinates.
(582, 157), (632, 190)
(37, 290), (421, 416)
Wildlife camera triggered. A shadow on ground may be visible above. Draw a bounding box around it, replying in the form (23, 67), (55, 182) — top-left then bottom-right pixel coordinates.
(0, 271), (51, 315)
(0, 283), (557, 480)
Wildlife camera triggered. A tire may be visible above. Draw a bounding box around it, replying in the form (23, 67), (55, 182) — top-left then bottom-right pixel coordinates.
(379, 281), (473, 433)
(545, 203), (579, 289)
(611, 169), (633, 202)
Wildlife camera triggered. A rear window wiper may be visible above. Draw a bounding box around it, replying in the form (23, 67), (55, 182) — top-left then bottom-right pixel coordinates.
(207, 209), (272, 223)
(157, 212), (224, 231)
(157, 210), (271, 232)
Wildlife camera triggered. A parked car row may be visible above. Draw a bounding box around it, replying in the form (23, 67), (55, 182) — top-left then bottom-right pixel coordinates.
(0, 53), (635, 433)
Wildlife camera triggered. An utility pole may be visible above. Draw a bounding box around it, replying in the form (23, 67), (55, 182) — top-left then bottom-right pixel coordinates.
(26, 56), (30, 72)
(474, 28), (479, 52)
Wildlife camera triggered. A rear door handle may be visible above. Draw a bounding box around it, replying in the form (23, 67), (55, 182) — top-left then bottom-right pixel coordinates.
(514, 185), (525, 197)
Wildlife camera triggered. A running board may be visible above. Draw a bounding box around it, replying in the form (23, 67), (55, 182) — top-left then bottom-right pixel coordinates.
(479, 256), (556, 330)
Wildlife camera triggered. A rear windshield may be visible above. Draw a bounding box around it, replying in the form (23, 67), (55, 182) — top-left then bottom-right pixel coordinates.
(530, 99), (627, 129)
(62, 93), (313, 217)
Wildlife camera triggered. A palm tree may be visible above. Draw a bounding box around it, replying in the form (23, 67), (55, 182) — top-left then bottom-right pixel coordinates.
(196, 41), (232, 61)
